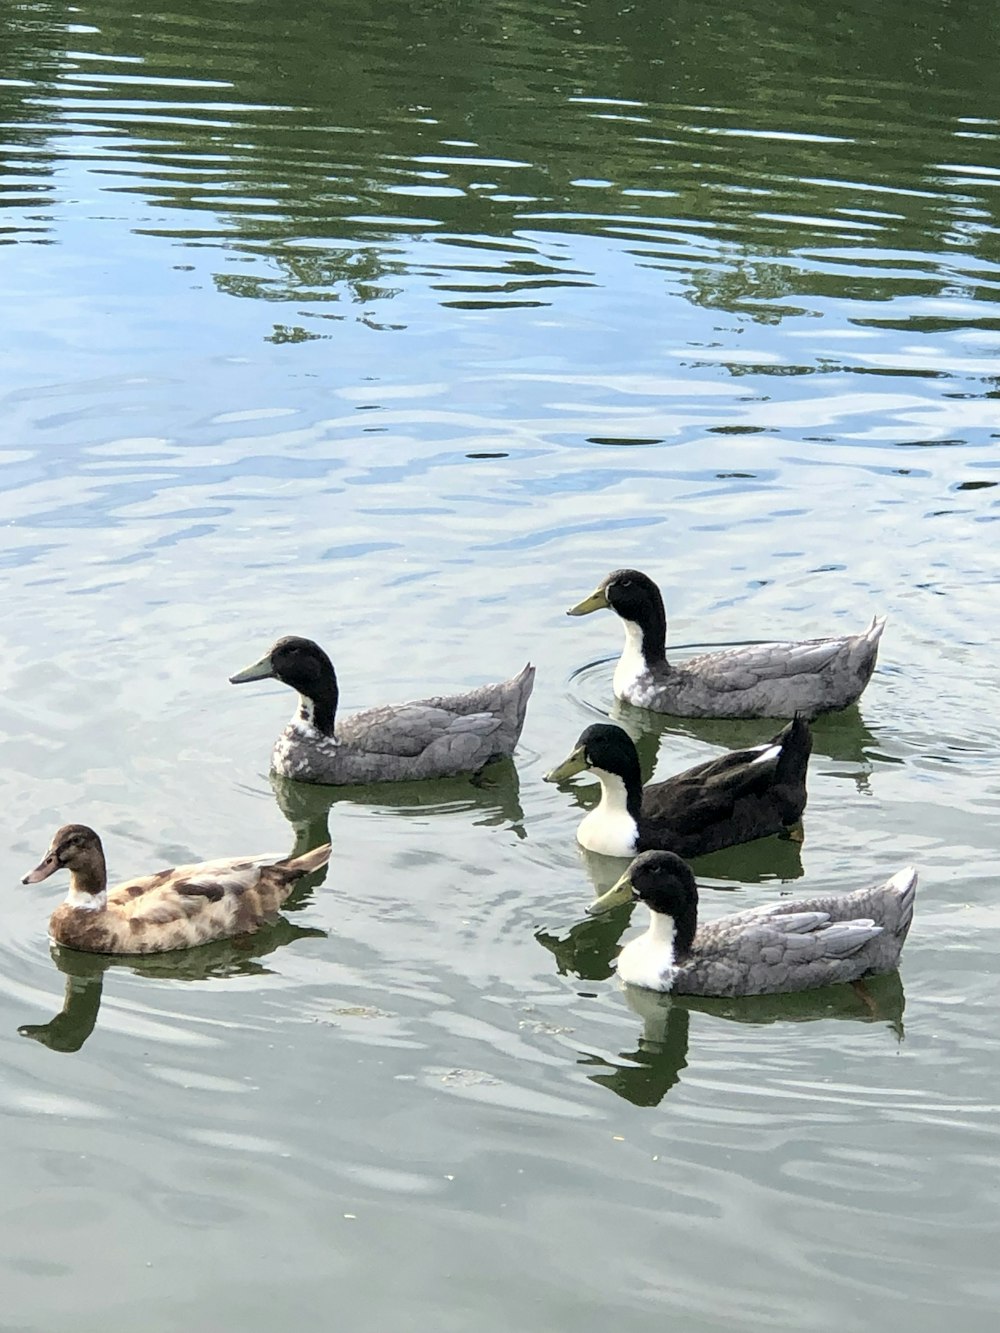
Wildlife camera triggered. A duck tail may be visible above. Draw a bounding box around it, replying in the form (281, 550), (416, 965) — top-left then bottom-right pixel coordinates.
(852, 614), (887, 689)
(278, 842), (333, 879)
(775, 713), (812, 781)
(885, 865), (917, 943)
(771, 713), (812, 825)
(498, 662), (536, 753)
(867, 614), (887, 643)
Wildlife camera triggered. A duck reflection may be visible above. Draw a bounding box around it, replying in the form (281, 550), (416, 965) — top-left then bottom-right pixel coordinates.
(584, 972), (905, 1108)
(610, 692), (885, 790)
(584, 1000), (691, 1106)
(18, 915), (326, 1054)
(268, 757), (526, 854)
(536, 895), (632, 982)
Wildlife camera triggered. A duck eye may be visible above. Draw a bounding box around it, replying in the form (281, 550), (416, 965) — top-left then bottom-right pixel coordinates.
(618, 577), (632, 588)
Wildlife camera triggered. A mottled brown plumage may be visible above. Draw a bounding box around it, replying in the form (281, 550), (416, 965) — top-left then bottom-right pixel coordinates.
(22, 824), (331, 955)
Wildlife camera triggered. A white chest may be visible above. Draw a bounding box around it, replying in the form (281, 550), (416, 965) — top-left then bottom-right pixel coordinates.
(577, 805), (639, 858)
(576, 770), (639, 858)
(64, 886), (107, 911)
(616, 917), (678, 992)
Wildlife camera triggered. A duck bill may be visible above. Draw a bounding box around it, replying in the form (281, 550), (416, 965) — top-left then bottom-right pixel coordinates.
(566, 587), (609, 617)
(229, 652), (275, 685)
(587, 868), (635, 915)
(22, 851), (59, 885)
(544, 746), (587, 783)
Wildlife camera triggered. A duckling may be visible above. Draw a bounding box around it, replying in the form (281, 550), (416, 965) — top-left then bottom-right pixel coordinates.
(611, 850), (917, 996)
(568, 569), (884, 718)
(545, 717), (810, 906)
(21, 825), (332, 955)
(230, 637), (535, 785)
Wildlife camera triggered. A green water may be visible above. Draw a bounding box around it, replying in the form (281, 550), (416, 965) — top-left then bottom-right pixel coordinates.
(2, 1), (999, 1329)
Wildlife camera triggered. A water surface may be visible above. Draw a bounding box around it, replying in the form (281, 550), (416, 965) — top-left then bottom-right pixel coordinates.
(2, 2), (1000, 1330)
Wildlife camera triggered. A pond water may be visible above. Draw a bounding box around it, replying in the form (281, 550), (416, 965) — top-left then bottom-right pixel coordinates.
(2, 2), (999, 1329)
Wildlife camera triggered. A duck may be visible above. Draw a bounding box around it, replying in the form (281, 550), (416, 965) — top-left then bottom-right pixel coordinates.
(545, 717), (810, 906)
(567, 568), (885, 718)
(230, 636), (535, 785)
(609, 850), (917, 996)
(21, 824), (332, 955)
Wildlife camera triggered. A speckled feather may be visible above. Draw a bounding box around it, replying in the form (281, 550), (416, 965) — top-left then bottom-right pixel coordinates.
(273, 664), (535, 784)
(668, 868), (917, 997)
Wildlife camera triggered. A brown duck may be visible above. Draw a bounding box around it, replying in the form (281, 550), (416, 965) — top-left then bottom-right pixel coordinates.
(21, 824), (331, 955)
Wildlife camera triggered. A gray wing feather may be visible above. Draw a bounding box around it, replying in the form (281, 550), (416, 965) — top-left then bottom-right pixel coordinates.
(686, 638), (847, 692)
(647, 620), (886, 717)
(339, 704), (500, 757)
(673, 867), (915, 997)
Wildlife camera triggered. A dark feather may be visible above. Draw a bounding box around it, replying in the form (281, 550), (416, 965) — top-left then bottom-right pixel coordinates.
(636, 716), (811, 858)
(173, 881), (226, 902)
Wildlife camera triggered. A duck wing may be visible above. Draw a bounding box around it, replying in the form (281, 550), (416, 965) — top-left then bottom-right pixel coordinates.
(750, 867), (917, 974)
(669, 620), (885, 717)
(675, 911), (885, 997)
(338, 664), (535, 762)
(109, 857), (273, 921)
(684, 637), (848, 692)
(338, 703), (503, 757)
(639, 717), (810, 847)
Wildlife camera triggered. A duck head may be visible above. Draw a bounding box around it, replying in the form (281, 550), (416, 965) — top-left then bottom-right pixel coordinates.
(567, 569), (667, 667)
(546, 723), (642, 787)
(230, 636), (339, 736)
(22, 825), (109, 907)
(597, 851), (698, 953)
(546, 724), (645, 860)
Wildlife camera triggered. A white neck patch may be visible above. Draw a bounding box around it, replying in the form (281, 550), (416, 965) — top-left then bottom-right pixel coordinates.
(291, 695), (337, 744)
(613, 618), (649, 699)
(577, 768), (639, 858)
(65, 886), (107, 912)
(617, 910), (678, 992)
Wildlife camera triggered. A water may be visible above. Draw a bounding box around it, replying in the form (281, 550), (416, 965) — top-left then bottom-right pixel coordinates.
(2, 1), (999, 1328)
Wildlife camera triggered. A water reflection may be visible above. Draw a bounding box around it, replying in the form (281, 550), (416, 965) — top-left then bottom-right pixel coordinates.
(4, 0), (998, 310)
(585, 973), (906, 1108)
(18, 919), (326, 1053)
(585, 1002), (691, 1106)
(0, 8), (63, 245)
(614, 695), (885, 772)
(687, 834), (804, 884)
(536, 899), (631, 983)
(267, 759), (526, 855)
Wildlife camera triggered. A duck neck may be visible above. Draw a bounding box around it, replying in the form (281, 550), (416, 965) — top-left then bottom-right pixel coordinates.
(642, 910), (678, 967)
(594, 765), (643, 826)
(622, 591), (667, 670)
(294, 672), (338, 738)
(65, 852), (108, 912)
